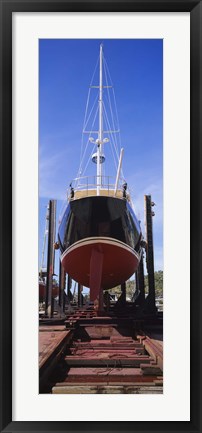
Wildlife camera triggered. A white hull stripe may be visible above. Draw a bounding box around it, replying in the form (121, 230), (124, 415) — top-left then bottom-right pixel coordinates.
(61, 237), (140, 262)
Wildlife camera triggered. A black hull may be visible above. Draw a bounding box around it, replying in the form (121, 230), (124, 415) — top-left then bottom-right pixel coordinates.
(58, 196), (141, 254)
(58, 196), (142, 294)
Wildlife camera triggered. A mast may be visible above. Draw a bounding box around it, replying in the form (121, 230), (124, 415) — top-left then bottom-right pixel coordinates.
(89, 44), (111, 192)
(97, 43), (103, 195)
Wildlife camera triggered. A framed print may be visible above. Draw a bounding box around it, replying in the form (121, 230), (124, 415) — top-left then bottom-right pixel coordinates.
(0, 1), (201, 432)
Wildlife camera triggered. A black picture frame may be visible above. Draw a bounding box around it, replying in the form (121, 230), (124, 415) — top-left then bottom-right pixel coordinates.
(0, 1), (201, 432)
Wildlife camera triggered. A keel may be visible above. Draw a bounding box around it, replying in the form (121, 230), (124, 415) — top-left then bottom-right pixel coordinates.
(89, 248), (103, 302)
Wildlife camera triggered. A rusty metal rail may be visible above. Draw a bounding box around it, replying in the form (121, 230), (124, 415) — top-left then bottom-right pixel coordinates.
(40, 309), (163, 394)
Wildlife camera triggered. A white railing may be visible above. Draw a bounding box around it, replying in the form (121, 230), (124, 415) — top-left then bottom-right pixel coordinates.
(68, 175), (127, 198)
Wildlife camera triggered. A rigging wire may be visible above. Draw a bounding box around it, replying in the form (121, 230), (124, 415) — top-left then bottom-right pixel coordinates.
(83, 90), (99, 132)
(104, 58), (123, 161)
(78, 55), (99, 177)
(102, 104), (119, 175)
(77, 90), (99, 178)
(77, 103), (99, 178)
(103, 56), (124, 178)
(103, 99), (119, 163)
(80, 87), (91, 166)
(80, 104), (99, 176)
(102, 104), (118, 165)
(82, 142), (96, 176)
(77, 49), (125, 184)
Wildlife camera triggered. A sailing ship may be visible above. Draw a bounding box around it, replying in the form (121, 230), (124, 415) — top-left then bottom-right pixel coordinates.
(58, 44), (142, 301)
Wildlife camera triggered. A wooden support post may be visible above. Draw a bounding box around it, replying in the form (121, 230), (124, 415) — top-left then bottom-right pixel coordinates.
(114, 281), (126, 309)
(78, 283), (83, 308)
(63, 290), (66, 313)
(144, 195), (156, 314)
(80, 285), (84, 306)
(59, 261), (66, 313)
(121, 282), (126, 303)
(45, 199), (56, 318)
(98, 288), (104, 315)
(137, 254), (145, 305)
(135, 271), (139, 296)
(67, 275), (72, 303)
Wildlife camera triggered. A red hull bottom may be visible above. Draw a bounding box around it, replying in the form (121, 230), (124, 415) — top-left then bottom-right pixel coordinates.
(61, 237), (140, 300)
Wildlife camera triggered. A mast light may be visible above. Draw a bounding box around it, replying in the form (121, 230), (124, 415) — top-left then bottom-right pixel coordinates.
(92, 153), (105, 164)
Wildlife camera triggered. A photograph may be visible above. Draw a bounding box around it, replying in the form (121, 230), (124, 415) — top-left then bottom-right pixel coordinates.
(38, 38), (163, 394)
(1, 1), (201, 430)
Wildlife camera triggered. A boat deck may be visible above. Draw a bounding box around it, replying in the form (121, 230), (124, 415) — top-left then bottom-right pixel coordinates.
(70, 188), (127, 200)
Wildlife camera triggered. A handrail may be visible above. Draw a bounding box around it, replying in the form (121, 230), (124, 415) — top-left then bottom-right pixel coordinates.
(67, 175), (132, 202)
(71, 175), (126, 191)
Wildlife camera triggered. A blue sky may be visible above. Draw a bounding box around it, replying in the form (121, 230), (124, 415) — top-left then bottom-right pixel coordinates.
(39, 39), (163, 280)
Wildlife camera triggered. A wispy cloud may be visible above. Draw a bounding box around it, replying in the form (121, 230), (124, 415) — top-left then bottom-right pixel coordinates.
(127, 170), (163, 271)
(39, 146), (72, 200)
(128, 171), (162, 221)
